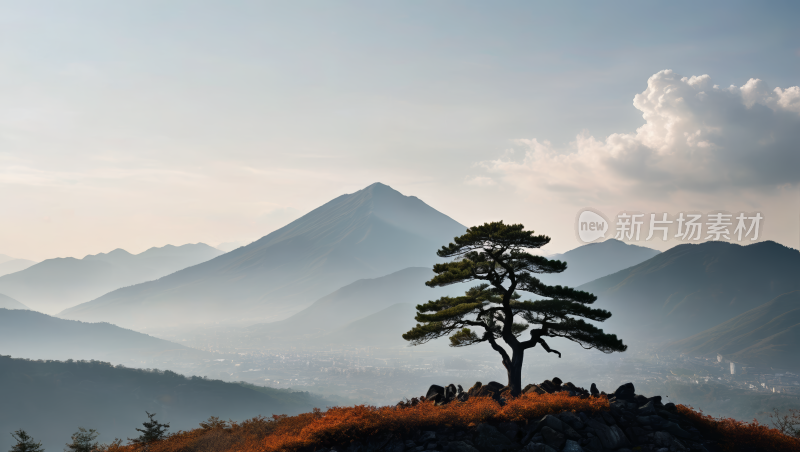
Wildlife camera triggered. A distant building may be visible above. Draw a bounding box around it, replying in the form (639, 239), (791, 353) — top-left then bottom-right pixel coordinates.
(717, 354), (723, 363)
(730, 362), (736, 374)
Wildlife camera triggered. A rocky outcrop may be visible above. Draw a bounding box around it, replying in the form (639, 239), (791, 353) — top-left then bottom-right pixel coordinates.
(397, 378), (602, 409)
(354, 381), (713, 452)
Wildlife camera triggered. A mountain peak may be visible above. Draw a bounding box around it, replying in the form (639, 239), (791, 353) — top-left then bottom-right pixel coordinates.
(352, 182), (413, 203)
(83, 248), (134, 260)
(60, 184), (467, 328)
(581, 238), (800, 341)
(362, 181), (395, 191)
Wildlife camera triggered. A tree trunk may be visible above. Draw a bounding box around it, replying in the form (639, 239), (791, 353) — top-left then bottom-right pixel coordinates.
(505, 348), (524, 397)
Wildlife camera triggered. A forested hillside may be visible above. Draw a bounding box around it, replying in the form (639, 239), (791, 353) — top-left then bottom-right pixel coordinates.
(0, 356), (332, 452)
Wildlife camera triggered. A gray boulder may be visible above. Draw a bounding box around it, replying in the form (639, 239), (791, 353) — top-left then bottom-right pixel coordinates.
(562, 440), (584, 452)
(557, 412), (584, 431)
(419, 431), (437, 443)
(539, 415), (565, 432)
(562, 425), (581, 442)
(445, 442), (480, 452)
(651, 431), (687, 451)
(446, 384), (458, 400)
(611, 425), (632, 448)
(485, 381), (505, 392)
(663, 422), (692, 439)
(522, 444), (556, 452)
(497, 422), (520, 440)
(540, 427), (565, 451)
(638, 401), (657, 416)
(613, 383), (636, 401)
(600, 411), (616, 426)
(474, 424), (518, 452)
(587, 419), (626, 449)
(427, 385), (445, 401)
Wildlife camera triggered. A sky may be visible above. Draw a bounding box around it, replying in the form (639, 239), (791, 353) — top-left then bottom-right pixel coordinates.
(1, 1), (799, 261)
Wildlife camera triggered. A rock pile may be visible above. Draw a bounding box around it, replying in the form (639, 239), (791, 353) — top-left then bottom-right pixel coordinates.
(397, 378), (603, 408)
(356, 381), (713, 452)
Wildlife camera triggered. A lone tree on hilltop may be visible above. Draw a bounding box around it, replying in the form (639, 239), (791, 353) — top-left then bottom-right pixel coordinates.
(65, 428), (99, 452)
(129, 412), (169, 448)
(402, 221), (627, 396)
(9, 430), (44, 452)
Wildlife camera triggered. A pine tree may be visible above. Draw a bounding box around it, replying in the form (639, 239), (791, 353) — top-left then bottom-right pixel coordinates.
(9, 430), (44, 452)
(128, 412), (169, 448)
(64, 428), (98, 452)
(402, 221), (627, 396)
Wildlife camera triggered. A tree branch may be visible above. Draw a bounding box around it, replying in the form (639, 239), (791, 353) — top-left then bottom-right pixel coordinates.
(537, 338), (561, 358)
(485, 331), (511, 367)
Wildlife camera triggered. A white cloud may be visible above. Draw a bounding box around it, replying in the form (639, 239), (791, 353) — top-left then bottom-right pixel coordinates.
(479, 70), (800, 201)
(465, 176), (497, 187)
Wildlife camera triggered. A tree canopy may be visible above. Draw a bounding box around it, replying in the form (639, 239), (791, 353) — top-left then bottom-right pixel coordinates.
(403, 221), (627, 395)
(10, 430), (44, 452)
(129, 412), (169, 447)
(64, 428), (98, 452)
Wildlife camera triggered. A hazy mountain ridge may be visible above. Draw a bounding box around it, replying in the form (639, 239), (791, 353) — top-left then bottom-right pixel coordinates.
(579, 240), (800, 341)
(0, 308), (206, 365)
(0, 356), (330, 452)
(543, 239), (660, 288)
(319, 302), (419, 347)
(251, 241), (662, 349)
(0, 293), (27, 310)
(0, 254), (17, 264)
(59, 183), (467, 329)
(669, 291), (800, 371)
(0, 243), (223, 314)
(248, 267), (466, 342)
(0, 258), (36, 277)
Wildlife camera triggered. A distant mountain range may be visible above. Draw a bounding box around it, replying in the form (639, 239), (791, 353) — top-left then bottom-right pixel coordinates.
(579, 240), (800, 341)
(0, 243), (223, 314)
(246, 267), (467, 345)
(249, 240), (661, 349)
(669, 291), (800, 372)
(320, 302), (419, 347)
(0, 254), (36, 277)
(0, 356), (331, 452)
(0, 293), (27, 310)
(60, 183), (467, 329)
(0, 308), (205, 364)
(543, 239), (659, 288)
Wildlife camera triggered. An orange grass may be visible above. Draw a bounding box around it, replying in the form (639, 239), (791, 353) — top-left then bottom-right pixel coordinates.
(107, 393), (607, 452)
(104, 395), (800, 452)
(677, 404), (800, 452)
(260, 392), (609, 452)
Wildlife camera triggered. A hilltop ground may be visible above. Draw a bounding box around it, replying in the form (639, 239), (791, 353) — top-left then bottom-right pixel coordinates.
(97, 379), (800, 452)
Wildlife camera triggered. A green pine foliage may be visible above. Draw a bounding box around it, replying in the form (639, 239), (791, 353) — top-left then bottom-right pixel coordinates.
(403, 221), (627, 395)
(64, 428), (98, 452)
(129, 413), (169, 446)
(9, 430), (44, 452)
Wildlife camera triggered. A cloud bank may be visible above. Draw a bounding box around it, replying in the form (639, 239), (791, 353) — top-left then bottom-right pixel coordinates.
(482, 70), (800, 202)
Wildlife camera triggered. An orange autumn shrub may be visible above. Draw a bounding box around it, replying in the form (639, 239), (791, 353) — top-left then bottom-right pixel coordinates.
(105, 395), (800, 452)
(109, 393), (607, 452)
(260, 392), (609, 452)
(677, 404), (800, 452)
